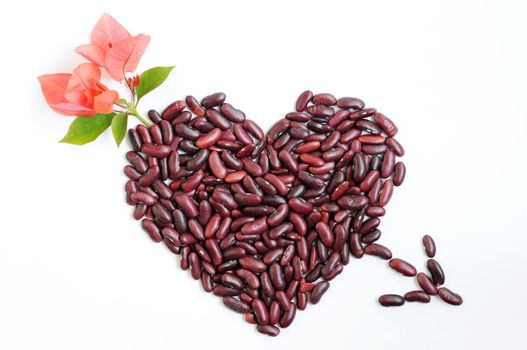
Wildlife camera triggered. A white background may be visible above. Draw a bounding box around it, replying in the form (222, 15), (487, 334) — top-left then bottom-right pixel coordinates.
(1, 0), (526, 349)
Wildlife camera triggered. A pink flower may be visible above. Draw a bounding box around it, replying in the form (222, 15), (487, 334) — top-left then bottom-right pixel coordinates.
(38, 63), (119, 116)
(75, 13), (150, 82)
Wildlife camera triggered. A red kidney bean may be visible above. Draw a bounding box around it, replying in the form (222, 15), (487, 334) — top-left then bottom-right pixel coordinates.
(220, 103), (245, 123)
(337, 195), (369, 210)
(359, 217), (380, 235)
(389, 258), (417, 277)
(438, 287), (463, 305)
(312, 93), (336, 106)
(239, 256), (267, 273)
(185, 95), (205, 116)
(361, 229), (381, 244)
(307, 105), (335, 117)
(310, 281), (330, 304)
(378, 294), (405, 307)
(128, 129), (142, 151)
(141, 219), (162, 242)
(374, 112), (398, 137)
(422, 235), (436, 258)
(296, 90), (313, 112)
(223, 296), (251, 313)
(196, 128), (222, 148)
(337, 96), (364, 109)
(252, 298), (269, 325)
(162, 100), (186, 120)
(404, 290), (431, 303)
(364, 244), (392, 260)
(378, 179), (394, 207)
(201, 92), (226, 108)
(138, 165), (160, 186)
(381, 150), (396, 178)
(257, 324), (280, 337)
(130, 191), (156, 206)
(427, 259), (445, 285)
(393, 162), (406, 186)
(270, 263), (286, 290)
(315, 222), (334, 247)
(417, 272), (438, 295)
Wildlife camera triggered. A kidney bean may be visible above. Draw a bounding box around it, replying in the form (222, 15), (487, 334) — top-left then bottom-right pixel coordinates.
(364, 244), (392, 260)
(427, 259), (445, 285)
(162, 100), (186, 120)
(310, 281), (330, 304)
(295, 90), (313, 112)
(257, 324), (280, 337)
(361, 229), (381, 245)
(438, 287), (463, 305)
(374, 112), (398, 137)
(389, 258), (417, 277)
(378, 179), (394, 207)
(404, 290), (431, 303)
(378, 294), (405, 307)
(128, 129), (142, 151)
(220, 103), (245, 123)
(201, 92), (226, 108)
(223, 296), (251, 313)
(422, 235), (436, 258)
(417, 272), (438, 295)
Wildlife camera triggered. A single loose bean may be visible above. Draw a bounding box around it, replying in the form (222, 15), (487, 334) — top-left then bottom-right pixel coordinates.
(427, 259), (445, 285)
(423, 235), (436, 258)
(417, 272), (439, 295)
(310, 281), (330, 304)
(364, 244), (392, 260)
(438, 287), (463, 305)
(378, 294), (405, 307)
(404, 290), (431, 303)
(389, 258), (417, 277)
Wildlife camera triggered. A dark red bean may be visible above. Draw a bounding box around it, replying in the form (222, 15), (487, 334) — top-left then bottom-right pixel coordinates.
(423, 235), (436, 258)
(256, 324), (280, 337)
(393, 162), (406, 186)
(239, 256), (267, 273)
(378, 294), (405, 307)
(404, 290), (431, 303)
(337, 96), (364, 109)
(438, 287), (463, 305)
(223, 297), (250, 313)
(220, 103), (245, 123)
(389, 258), (417, 277)
(201, 92), (226, 108)
(141, 219), (162, 242)
(337, 195), (369, 210)
(417, 272), (439, 295)
(310, 281), (330, 304)
(295, 90), (313, 112)
(427, 259), (445, 285)
(185, 95), (205, 116)
(374, 112), (398, 137)
(312, 93), (336, 106)
(364, 244), (392, 260)
(128, 129), (142, 151)
(252, 298), (269, 325)
(378, 179), (394, 207)
(307, 105), (334, 117)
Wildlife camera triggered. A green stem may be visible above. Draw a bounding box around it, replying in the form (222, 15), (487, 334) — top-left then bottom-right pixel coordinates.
(129, 107), (152, 127)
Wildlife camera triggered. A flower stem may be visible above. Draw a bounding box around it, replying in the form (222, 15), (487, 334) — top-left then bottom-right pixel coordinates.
(129, 108), (152, 127)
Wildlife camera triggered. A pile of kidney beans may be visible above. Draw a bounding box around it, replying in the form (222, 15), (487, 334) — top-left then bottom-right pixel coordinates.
(124, 91), (462, 336)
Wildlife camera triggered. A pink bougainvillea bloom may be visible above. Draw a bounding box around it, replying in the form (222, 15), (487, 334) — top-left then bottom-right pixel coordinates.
(38, 63), (119, 116)
(75, 13), (150, 82)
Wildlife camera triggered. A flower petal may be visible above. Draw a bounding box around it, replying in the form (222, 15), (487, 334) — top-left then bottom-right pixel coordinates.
(105, 34), (150, 81)
(65, 63), (102, 105)
(49, 102), (96, 116)
(75, 44), (106, 67)
(93, 90), (119, 114)
(91, 13), (131, 52)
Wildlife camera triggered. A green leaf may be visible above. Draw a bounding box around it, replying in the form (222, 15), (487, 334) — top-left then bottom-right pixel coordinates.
(111, 112), (128, 147)
(60, 113), (115, 145)
(136, 66), (175, 100)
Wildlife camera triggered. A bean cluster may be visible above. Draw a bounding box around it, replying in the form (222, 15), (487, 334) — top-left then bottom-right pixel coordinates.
(124, 91), (408, 336)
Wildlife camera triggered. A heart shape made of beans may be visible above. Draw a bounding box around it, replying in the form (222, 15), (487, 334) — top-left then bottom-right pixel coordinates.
(124, 91), (406, 336)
